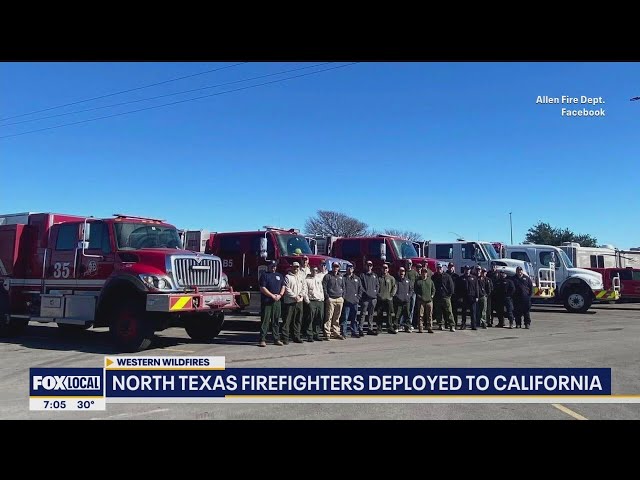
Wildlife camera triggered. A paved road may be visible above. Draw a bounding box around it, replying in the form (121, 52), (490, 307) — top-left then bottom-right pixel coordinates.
(1, 304), (638, 420)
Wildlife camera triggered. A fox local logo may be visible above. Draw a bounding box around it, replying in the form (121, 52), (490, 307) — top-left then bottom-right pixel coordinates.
(32, 375), (101, 391)
(30, 368), (105, 395)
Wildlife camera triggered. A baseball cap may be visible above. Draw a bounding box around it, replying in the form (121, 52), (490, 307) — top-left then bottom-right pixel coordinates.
(366, 260), (373, 265)
(436, 264), (443, 269)
(347, 264), (354, 269)
(332, 262), (340, 267)
(448, 262), (454, 267)
(302, 256), (308, 260)
(516, 266), (523, 271)
(292, 261), (300, 267)
(399, 267), (405, 272)
(267, 260), (277, 267)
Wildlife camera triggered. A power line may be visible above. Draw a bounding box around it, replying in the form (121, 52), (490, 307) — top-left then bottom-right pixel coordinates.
(1, 63), (334, 127)
(0, 63), (359, 140)
(0, 62), (249, 122)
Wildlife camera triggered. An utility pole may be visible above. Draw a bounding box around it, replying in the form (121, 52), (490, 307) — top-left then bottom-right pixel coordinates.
(509, 212), (513, 244)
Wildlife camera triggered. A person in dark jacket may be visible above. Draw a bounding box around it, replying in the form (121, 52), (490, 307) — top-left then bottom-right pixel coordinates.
(359, 260), (378, 336)
(432, 264), (456, 332)
(459, 266), (479, 330)
(493, 270), (515, 328)
(486, 263), (499, 326)
(376, 264), (397, 334)
(475, 266), (488, 329)
(341, 264), (363, 337)
(512, 266), (533, 328)
(394, 267), (413, 333)
(448, 263), (462, 326)
(257, 260), (286, 347)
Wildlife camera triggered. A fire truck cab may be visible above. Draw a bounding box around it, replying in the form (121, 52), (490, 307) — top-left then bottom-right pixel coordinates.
(0, 213), (237, 351)
(313, 235), (439, 275)
(185, 226), (350, 311)
(502, 244), (619, 313)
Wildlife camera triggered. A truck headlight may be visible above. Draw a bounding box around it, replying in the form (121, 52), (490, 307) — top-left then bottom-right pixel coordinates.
(588, 277), (602, 289)
(139, 274), (173, 291)
(220, 276), (228, 288)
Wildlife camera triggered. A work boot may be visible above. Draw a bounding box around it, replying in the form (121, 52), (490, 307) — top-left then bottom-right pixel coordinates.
(427, 328), (434, 334)
(418, 321), (424, 333)
(449, 326), (456, 332)
(258, 340), (267, 347)
(438, 324), (444, 331)
(274, 340), (284, 346)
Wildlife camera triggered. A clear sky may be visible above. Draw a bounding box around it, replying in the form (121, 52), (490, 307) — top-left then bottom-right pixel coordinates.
(1, 62), (638, 248)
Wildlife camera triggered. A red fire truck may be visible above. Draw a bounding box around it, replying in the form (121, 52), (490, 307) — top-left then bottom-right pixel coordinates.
(310, 235), (439, 274)
(0, 212), (237, 351)
(184, 226), (350, 311)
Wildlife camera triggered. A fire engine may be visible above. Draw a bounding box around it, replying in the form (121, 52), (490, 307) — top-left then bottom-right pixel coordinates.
(184, 226), (350, 312)
(559, 243), (640, 270)
(308, 234), (439, 274)
(0, 213), (237, 351)
(500, 243), (620, 313)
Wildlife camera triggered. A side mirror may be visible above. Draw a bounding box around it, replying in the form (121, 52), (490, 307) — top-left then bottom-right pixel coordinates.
(78, 241), (89, 250)
(82, 221), (91, 242)
(380, 243), (386, 262)
(259, 237), (268, 259)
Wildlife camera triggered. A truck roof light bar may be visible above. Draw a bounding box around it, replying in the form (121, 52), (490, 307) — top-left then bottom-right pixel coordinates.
(113, 213), (166, 222)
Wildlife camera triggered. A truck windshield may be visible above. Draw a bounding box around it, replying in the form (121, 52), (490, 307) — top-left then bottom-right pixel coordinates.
(276, 234), (313, 256)
(482, 243), (500, 260)
(115, 223), (183, 250)
(392, 240), (419, 259)
(558, 249), (573, 268)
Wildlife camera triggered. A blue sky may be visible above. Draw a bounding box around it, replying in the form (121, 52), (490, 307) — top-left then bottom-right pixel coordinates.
(1, 62), (638, 248)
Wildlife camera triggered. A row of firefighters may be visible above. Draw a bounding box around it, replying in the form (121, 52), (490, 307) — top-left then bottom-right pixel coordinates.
(256, 258), (534, 347)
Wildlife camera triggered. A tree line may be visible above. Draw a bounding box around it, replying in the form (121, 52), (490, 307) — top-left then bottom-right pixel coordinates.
(303, 210), (598, 247)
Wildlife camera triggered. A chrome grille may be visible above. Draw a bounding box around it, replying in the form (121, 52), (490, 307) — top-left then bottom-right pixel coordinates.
(172, 256), (221, 288)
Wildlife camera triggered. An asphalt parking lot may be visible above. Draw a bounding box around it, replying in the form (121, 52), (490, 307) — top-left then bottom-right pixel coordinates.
(1, 303), (638, 420)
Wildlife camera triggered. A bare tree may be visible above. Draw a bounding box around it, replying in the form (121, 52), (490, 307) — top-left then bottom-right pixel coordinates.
(304, 210), (369, 237)
(383, 229), (424, 242)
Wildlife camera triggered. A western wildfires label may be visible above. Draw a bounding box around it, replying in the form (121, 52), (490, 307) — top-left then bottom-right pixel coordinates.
(536, 95), (606, 117)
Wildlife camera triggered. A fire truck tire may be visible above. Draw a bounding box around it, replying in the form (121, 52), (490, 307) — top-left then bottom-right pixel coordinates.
(109, 299), (154, 352)
(0, 316), (28, 337)
(185, 313), (225, 342)
(0, 292), (28, 337)
(563, 288), (592, 313)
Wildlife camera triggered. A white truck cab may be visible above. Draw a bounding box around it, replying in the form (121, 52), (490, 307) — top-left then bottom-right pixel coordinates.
(503, 244), (618, 313)
(427, 240), (532, 277)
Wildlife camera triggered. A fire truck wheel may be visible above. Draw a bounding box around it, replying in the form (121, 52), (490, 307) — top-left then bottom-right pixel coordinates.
(563, 288), (592, 313)
(185, 313), (225, 342)
(109, 299), (154, 352)
(0, 316), (28, 337)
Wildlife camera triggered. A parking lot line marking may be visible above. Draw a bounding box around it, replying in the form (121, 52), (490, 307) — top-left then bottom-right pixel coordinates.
(552, 403), (588, 420)
(90, 408), (169, 420)
(164, 348), (196, 353)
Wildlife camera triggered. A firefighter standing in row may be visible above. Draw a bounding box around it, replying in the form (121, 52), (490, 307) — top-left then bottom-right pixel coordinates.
(459, 266), (479, 330)
(493, 270), (515, 328)
(376, 264), (396, 335)
(448, 263), (461, 325)
(282, 261), (307, 344)
(432, 264), (456, 332)
(303, 265), (325, 341)
(359, 260), (379, 336)
(486, 264), (498, 326)
(394, 267), (413, 333)
(323, 262), (346, 339)
(405, 259), (418, 329)
(513, 266), (534, 329)
(257, 260), (285, 347)
(342, 264), (363, 338)
(413, 267), (435, 333)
